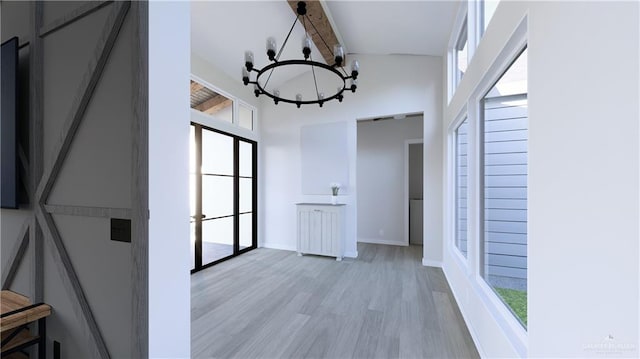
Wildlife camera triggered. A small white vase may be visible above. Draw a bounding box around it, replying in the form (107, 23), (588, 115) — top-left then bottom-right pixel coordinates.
(331, 195), (337, 205)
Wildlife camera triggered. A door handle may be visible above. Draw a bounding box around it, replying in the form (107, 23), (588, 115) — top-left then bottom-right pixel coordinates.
(190, 214), (206, 219)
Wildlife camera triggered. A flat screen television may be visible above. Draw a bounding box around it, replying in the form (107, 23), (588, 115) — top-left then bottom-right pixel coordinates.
(1, 37), (19, 209)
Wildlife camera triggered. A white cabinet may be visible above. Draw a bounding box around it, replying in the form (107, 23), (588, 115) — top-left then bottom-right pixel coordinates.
(296, 203), (345, 261)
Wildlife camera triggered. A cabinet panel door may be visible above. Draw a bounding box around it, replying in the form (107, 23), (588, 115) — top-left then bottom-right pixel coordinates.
(320, 211), (334, 255)
(299, 210), (310, 253)
(310, 210), (323, 254)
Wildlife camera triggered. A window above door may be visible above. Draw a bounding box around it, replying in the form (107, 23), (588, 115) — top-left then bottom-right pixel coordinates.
(190, 77), (256, 133)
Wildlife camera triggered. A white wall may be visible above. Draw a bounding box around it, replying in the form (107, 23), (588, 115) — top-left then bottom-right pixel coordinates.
(442, 1), (639, 357)
(260, 54), (442, 262)
(357, 116), (423, 245)
(149, 1), (191, 357)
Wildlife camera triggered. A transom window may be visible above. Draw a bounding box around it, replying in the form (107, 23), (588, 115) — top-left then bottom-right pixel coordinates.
(190, 79), (256, 131)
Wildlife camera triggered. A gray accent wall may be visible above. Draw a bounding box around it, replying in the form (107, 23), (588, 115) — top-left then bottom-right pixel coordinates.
(1, 2), (145, 358)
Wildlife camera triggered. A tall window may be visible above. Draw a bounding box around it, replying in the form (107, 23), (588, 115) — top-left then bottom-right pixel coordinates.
(455, 19), (469, 87)
(481, 48), (528, 327)
(481, 0), (500, 33)
(190, 124), (257, 272)
(455, 118), (469, 257)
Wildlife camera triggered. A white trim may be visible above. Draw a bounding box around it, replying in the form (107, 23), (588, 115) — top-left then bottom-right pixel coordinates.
(470, 14), (529, 102)
(468, 13), (529, 357)
(473, 274), (527, 356)
(261, 242), (296, 252)
(404, 138), (424, 247)
(358, 238), (408, 247)
(447, 107), (471, 274)
(422, 258), (442, 268)
(467, 0), (482, 61)
(343, 250), (358, 259)
(190, 109), (257, 142)
(447, 1), (469, 103)
(442, 265), (487, 358)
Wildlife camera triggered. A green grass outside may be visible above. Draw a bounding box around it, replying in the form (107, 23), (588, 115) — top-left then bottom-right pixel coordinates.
(494, 287), (527, 326)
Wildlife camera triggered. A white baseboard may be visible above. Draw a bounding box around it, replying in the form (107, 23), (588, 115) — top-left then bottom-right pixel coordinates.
(344, 250), (358, 258)
(358, 238), (408, 246)
(261, 242), (296, 252)
(422, 258), (443, 267)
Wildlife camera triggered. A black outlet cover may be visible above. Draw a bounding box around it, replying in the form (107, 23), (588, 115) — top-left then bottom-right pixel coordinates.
(111, 218), (131, 243)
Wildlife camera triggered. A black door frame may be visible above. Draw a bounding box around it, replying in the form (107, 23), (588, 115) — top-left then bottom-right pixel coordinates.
(191, 122), (258, 274)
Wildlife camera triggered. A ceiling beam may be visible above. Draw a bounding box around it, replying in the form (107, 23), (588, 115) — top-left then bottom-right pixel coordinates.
(194, 95), (233, 114)
(190, 80), (204, 94)
(287, 0), (342, 65)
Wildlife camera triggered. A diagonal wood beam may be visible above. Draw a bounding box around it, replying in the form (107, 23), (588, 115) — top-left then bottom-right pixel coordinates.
(36, 206), (110, 359)
(1, 219), (30, 290)
(36, 1), (130, 205)
(39, 1), (113, 38)
(287, 0), (342, 65)
(18, 144), (31, 204)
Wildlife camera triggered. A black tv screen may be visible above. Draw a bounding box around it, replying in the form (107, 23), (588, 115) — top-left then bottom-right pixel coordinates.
(1, 37), (19, 209)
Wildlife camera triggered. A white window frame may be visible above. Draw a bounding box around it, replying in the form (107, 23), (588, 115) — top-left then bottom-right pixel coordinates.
(478, 0), (501, 39)
(447, 108), (471, 272)
(447, 2), (468, 103)
(235, 100), (257, 132)
(190, 74), (258, 141)
(466, 15), (529, 356)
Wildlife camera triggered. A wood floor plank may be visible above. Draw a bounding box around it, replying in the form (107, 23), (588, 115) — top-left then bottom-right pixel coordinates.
(191, 243), (479, 359)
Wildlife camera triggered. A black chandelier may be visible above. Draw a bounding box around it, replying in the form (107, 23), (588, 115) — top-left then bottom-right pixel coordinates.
(242, 1), (359, 108)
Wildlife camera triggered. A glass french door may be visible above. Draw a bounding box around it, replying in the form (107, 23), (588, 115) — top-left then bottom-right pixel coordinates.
(190, 123), (257, 273)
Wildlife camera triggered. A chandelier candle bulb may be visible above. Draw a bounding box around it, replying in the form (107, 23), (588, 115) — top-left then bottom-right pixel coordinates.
(242, 68), (250, 85)
(296, 93), (302, 108)
(333, 44), (344, 66)
(266, 37), (277, 61)
(351, 60), (359, 78)
(350, 79), (358, 92)
(302, 34), (312, 59)
(244, 50), (254, 71)
(254, 84), (260, 97)
(318, 92), (325, 107)
(273, 89), (280, 104)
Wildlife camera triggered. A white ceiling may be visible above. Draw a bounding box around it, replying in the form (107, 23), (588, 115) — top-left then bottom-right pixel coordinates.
(325, 1), (459, 56)
(191, 1), (459, 88)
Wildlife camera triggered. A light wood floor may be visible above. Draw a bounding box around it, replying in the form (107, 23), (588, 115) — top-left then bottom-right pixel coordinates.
(191, 243), (479, 359)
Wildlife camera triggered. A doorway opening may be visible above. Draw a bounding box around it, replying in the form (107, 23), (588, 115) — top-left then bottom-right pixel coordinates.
(189, 123), (257, 273)
(355, 113), (423, 248)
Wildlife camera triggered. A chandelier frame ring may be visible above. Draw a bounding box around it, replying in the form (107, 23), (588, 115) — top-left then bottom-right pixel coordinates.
(253, 59), (352, 105)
